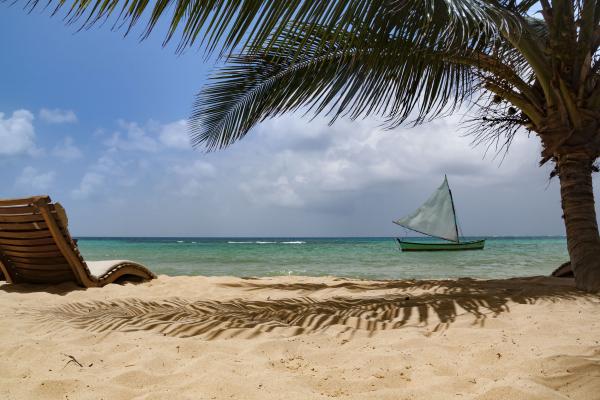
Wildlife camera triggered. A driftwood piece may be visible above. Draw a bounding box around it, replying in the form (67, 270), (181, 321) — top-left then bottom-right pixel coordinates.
(551, 261), (574, 278)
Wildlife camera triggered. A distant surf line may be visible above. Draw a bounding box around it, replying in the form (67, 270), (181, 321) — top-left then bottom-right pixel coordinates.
(227, 241), (306, 244)
(171, 240), (307, 244)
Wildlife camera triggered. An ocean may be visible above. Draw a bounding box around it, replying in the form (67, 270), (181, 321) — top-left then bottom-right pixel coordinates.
(76, 237), (568, 280)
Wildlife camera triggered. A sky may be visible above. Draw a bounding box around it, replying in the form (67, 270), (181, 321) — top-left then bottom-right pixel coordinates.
(1, 5), (596, 237)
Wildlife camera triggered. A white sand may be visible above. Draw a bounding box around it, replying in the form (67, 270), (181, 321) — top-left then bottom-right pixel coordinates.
(0, 275), (599, 399)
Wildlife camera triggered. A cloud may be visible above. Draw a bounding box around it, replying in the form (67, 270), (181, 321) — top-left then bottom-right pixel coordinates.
(57, 112), (561, 236)
(168, 160), (216, 196)
(71, 149), (146, 199)
(16, 166), (55, 191)
(104, 120), (158, 152)
(39, 108), (77, 124)
(231, 114), (536, 208)
(71, 172), (105, 199)
(103, 119), (192, 152)
(159, 120), (191, 150)
(117, 111), (540, 216)
(171, 159), (216, 177)
(52, 137), (83, 160)
(73, 118), (195, 199)
(0, 109), (37, 156)
(137, 113), (543, 212)
(240, 176), (304, 207)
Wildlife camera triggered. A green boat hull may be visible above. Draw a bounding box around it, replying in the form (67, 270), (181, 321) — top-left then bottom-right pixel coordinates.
(397, 239), (485, 251)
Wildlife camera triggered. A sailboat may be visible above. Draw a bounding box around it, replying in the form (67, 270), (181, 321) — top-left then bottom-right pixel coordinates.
(393, 176), (485, 251)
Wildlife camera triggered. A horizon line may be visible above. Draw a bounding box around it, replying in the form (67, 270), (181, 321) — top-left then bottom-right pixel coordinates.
(73, 235), (567, 239)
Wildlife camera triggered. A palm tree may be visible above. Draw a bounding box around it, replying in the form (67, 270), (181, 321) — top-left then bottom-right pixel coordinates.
(22, 0), (600, 291)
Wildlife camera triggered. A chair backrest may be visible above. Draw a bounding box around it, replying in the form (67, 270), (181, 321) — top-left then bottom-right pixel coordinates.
(0, 196), (94, 286)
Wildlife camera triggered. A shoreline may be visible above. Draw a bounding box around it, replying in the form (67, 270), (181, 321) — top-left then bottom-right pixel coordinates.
(1, 275), (598, 399)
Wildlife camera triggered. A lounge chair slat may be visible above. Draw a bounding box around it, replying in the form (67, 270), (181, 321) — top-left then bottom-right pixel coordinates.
(12, 262), (72, 271)
(0, 238), (60, 246)
(0, 222), (49, 231)
(0, 231), (54, 239)
(0, 215), (46, 223)
(0, 244), (61, 252)
(7, 256), (68, 265)
(0, 206), (38, 215)
(3, 250), (63, 258)
(0, 204), (55, 216)
(0, 255), (14, 283)
(35, 200), (92, 286)
(0, 196), (49, 207)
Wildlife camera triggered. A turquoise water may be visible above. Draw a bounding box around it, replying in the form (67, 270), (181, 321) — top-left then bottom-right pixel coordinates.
(76, 237), (568, 280)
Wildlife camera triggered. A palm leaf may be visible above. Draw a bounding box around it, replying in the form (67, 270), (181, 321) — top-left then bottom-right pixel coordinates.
(191, 24), (482, 149)
(16, 0), (541, 150)
(18, 0), (524, 57)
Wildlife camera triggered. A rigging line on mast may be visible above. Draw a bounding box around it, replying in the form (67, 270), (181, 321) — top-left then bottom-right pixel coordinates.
(446, 176), (460, 244)
(393, 222), (458, 242)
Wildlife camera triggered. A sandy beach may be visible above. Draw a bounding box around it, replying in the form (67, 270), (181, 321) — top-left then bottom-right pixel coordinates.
(0, 275), (598, 399)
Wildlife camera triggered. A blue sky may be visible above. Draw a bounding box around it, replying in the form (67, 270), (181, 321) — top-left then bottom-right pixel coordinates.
(1, 5), (595, 236)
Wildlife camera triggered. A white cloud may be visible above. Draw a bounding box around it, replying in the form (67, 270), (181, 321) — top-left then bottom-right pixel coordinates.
(241, 176), (304, 207)
(128, 113), (542, 212)
(103, 119), (191, 152)
(105, 120), (158, 152)
(171, 160), (216, 177)
(56, 112), (560, 236)
(159, 120), (191, 150)
(169, 160), (216, 196)
(70, 148), (146, 200)
(0, 109), (37, 156)
(16, 166), (55, 191)
(221, 114), (542, 209)
(52, 137), (83, 160)
(73, 117), (203, 200)
(39, 108), (77, 124)
(71, 172), (105, 199)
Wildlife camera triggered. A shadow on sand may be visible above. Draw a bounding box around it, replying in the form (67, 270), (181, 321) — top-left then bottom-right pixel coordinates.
(0, 276), (147, 296)
(26, 276), (594, 340)
(0, 281), (84, 295)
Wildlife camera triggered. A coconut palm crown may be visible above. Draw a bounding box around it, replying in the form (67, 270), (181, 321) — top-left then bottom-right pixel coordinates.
(20, 0), (600, 291)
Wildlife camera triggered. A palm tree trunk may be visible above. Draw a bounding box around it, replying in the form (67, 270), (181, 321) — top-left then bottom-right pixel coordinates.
(557, 152), (600, 292)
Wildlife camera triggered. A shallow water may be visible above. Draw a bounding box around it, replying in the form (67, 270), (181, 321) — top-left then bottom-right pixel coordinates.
(76, 237), (568, 280)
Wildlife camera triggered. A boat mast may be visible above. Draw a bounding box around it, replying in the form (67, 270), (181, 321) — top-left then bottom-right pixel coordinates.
(445, 175), (460, 243)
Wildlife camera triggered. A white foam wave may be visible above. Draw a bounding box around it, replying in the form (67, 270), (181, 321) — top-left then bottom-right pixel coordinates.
(227, 240), (304, 244)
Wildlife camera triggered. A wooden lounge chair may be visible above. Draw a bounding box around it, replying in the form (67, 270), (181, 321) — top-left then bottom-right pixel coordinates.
(0, 196), (155, 287)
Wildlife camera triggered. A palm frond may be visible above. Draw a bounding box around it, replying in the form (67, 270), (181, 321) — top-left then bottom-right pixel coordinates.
(191, 24), (483, 149)
(16, 0), (527, 57)
(19, 0), (387, 55)
(16, 0), (545, 152)
(465, 91), (531, 159)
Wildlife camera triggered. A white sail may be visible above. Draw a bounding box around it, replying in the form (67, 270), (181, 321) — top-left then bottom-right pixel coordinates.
(393, 176), (459, 242)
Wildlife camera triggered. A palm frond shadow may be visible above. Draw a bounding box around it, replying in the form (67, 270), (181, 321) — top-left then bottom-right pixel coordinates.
(31, 278), (588, 340)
